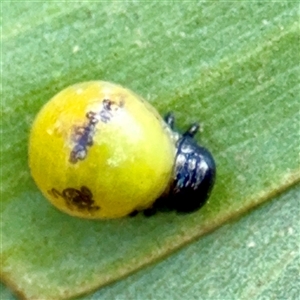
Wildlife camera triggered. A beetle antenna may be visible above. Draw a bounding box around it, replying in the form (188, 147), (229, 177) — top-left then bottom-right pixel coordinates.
(184, 123), (199, 137)
(164, 112), (175, 129)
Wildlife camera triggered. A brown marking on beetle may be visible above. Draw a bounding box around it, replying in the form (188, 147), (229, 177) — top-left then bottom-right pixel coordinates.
(69, 98), (124, 163)
(48, 186), (100, 212)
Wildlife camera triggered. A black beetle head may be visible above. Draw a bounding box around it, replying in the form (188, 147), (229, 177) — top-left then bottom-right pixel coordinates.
(137, 113), (216, 217)
(170, 135), (216, 213)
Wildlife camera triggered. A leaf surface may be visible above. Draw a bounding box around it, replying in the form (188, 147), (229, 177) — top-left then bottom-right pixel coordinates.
(1, 2), (299, 299)
(82, 185), (300, 300)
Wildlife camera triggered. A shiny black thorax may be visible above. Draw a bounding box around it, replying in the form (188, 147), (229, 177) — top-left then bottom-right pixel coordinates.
(142, 113), (216, 216)
(129, 113), (216, 217)
(169, 133), (216, 213)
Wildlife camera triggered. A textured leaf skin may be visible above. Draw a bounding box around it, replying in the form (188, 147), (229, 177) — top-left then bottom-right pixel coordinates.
(83, 185), (300, 300)
(1, 2), (299, 299)
(2, 187), (299, 299)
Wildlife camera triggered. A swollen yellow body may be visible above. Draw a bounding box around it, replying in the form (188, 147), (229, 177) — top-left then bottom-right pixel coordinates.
(29, 81), (175, 219)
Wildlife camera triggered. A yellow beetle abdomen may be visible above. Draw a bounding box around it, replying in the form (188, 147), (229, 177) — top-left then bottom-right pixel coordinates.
(29, 81), (175, 219)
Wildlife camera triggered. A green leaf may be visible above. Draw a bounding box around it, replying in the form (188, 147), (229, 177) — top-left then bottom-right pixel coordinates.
(0, 282), (16, 300)
(2, 187), (299, 300)
(2, 2), (299, 299)
(81, 185), (300, 300)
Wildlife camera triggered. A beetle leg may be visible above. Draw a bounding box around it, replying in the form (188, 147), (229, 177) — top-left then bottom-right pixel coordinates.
(143, 206), (157, 217)
(164, 112), (175, 129)
(128, 210), (139, 217)
(184, 123), (199, 138)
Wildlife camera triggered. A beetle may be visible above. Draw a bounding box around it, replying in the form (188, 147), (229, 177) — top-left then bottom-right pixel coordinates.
(29, 81), (215, 219)
(137, 112), (216, 217)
